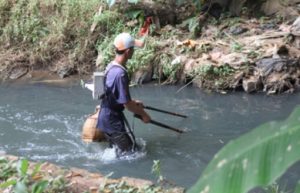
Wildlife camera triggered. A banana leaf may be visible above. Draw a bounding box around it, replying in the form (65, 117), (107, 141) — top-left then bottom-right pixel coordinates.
(188, 106), (300, 193)
(295, 181), (300, 193)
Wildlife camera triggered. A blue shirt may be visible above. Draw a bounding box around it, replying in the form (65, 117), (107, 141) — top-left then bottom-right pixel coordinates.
(96, 62), (131, 134)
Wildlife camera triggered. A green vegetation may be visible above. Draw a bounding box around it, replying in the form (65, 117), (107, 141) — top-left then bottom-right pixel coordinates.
(0, 0), (237, 85)
(0, 0), (103, 76)
(0, 0), (165, 81)
(189, 63), (236, 90)
(97, 160), (181, 193)
(152, 160), (164, 183)
(188, 106), (300, 193)
(157, 53), (179, 84)
(0, 158), (67, 193)
(0, 157), (179, 193)
(231, 42), (244, 53)
(99, 180), (171, 193)
(191, 63), (235, 77)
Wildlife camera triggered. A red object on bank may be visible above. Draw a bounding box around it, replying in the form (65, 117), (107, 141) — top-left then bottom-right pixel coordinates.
(139, 16), (152, 36)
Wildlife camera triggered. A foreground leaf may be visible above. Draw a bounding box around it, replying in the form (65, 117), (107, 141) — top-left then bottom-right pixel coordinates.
(14, 181), (28, 193)
(0, 179), (17, 188)
(295, 181), (300, 193)
(31, 180), (48, 193)
(31, 163), (42, 177)
(17, 159), (28, 177)
(188, 106), (300, 193)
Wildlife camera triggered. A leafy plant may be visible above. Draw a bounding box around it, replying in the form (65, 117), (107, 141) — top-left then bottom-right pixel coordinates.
(184, 17), (199, 34)
(0, 0), (12, 30)
(247, 50), (260, 59)
(0, 157), (17, 181)
(231, 42), (243, 52)
(127, 48), (155, 76)
(0, 158), (68, 193)
(188, 106), (300, 193)
(154, 53), (180, 83)
(191, 64), (234, 78)
(152, 160), (164, 183)
(98, 168), (171, 193)
(93, 11), (130, 70)
(0, 158), (48, 193)
(1, 0), (49, 44)
(93, 10), (122, 33)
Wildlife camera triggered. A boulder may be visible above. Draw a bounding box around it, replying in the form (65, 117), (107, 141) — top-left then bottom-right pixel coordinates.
(9, 66), (28, 80)
(261, 0), (300, 18)
(242, 76), (263, 93)
(256, 58), (298, 77)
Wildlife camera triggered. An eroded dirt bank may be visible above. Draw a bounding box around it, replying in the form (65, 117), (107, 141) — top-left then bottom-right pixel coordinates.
(0, 154), (184, 193)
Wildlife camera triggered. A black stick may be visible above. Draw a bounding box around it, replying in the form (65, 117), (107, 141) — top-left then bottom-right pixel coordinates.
(134, 114), (184, 134)
(143, 105), (187, 118)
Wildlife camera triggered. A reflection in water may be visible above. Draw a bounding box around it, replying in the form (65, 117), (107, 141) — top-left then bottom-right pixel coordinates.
(0, 84), (299, 189)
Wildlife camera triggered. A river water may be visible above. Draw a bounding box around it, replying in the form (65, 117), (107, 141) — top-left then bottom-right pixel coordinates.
(0, 83), (299, 190)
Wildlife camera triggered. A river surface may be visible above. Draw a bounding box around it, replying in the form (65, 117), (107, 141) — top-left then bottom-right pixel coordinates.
(0, 83), (299, 190)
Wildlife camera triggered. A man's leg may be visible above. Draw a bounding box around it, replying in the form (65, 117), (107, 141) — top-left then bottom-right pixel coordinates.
(104, 132), (135, 156)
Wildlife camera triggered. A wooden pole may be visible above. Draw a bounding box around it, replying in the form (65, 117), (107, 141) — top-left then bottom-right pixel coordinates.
(143, 105), (187, 118)
(134, 114), (185, 134)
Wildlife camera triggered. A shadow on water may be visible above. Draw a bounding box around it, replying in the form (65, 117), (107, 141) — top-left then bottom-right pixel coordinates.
(0, 83), (299, 189)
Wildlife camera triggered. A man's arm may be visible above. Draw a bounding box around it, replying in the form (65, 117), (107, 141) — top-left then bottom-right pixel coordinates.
(124, 100), (151, 123)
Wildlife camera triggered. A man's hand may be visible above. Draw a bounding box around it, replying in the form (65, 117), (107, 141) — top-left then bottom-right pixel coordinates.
(141, 112), (151, 123)
(134, 100), (150, 123)
(134, 100), (144, 107)
(125, 100), (151, 123)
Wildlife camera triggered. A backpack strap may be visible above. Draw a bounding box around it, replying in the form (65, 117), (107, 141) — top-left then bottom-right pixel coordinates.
(121, 112), (137, 151)
(99, 63), (124, 100)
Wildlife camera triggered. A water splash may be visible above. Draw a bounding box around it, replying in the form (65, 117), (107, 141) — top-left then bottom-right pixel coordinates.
(100, 138), (147, 164)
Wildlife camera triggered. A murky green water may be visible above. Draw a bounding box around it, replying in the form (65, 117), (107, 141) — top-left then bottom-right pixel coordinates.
(0, 82), (299, 189)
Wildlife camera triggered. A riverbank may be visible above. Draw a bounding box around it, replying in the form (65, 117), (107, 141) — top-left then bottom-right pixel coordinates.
(1, 1), (300, 94)
(3, 70), (85, 87)
(0, 154), (184, 193)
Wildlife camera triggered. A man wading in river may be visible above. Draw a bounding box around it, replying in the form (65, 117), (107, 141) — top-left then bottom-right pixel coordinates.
(97, 33), (151, 157)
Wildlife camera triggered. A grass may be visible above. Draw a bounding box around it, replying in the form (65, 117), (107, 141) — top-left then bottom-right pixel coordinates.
(0, 0), (225, 86)
(0, 0), (112, 77)
(0, 0), (163, 81)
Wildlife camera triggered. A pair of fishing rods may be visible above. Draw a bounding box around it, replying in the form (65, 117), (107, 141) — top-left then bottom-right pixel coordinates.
(135, 105), (187, 134)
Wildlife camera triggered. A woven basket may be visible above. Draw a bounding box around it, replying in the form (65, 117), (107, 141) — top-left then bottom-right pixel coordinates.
(81, 106), (105, 143)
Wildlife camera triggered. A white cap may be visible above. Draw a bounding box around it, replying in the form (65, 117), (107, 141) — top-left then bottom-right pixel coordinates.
(113, 33), (144, 51)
